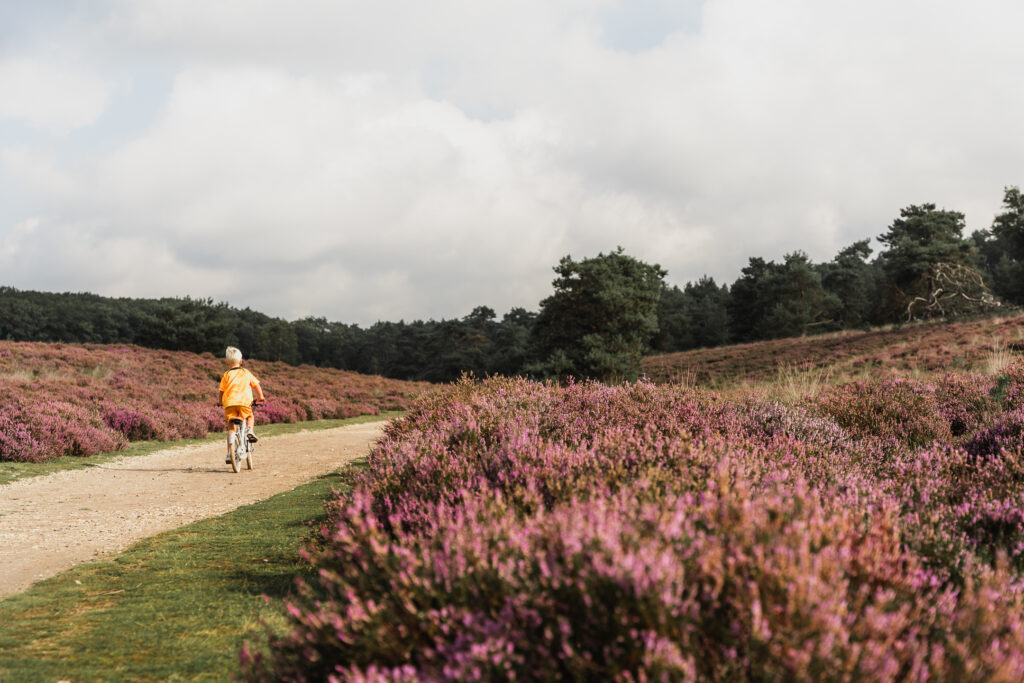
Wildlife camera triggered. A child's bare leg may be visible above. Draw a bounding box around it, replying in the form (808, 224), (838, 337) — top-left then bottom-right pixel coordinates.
(246, 415), (258, 442)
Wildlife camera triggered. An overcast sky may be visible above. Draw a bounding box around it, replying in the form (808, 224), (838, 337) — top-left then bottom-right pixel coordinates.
(0, 1), (1021, 324)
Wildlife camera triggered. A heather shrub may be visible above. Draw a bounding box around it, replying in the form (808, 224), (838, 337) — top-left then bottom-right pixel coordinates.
(995, 360), (1024, 409)
(934, 373), (998, 437)
(361, 378), (746, 531)
(0, 340), (427, 461)
(299, 398), (334, 421)
(202, 405), (227, 431)
(0, 409), (46, 462)
(248, 377), (1024, 680)
(810, 378), (952, 448)
(331, 404), (365, 419)
(246, 469), (1024, 681)
(28, 400), (127, 457)
(104, 407), (159, 441)
(253, 398), (293, 425)
(894, 446), (1024, 580)
(739, 399), (848, 451)
(964, 407), (1024, 458)
(380, 395), (408, 411)
(157, 405), (209, 440)
(354, 403), (380, 417)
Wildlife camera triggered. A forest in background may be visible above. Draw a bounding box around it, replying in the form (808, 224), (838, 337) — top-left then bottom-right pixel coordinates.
(2, 187), (1023, 382)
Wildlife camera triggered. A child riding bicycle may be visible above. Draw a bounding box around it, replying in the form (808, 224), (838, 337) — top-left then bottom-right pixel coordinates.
(218, 347), (266, 463)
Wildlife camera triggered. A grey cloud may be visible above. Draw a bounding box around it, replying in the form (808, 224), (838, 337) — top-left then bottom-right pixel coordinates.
(0, 0), (1022, 324)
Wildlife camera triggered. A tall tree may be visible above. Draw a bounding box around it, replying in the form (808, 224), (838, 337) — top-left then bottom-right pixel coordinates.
(490, 308), (537, 376)
(992, 186), (1024, 259)
(653, 285), (693, 353)
(257, 319), (301, 364)
(877, 204), (977, 320)
(727, 257), (772, 343)
(654, 276), (731, 352)
(975, 187), (1024, 306)
(820, 240), (879, 328)
(530, 248), (666, 382)
(758, 252), (841, 339)
(684, 277), (731, 348)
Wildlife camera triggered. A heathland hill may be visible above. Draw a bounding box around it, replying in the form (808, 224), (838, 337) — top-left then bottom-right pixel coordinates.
(642, 314), (1024, 387)
(0, 341), (428, 463)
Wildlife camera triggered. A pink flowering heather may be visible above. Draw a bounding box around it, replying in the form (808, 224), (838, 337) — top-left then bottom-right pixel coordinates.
(0, 409), (45, 463)
(0, 340), (428, 462)
(964, 407), (1024, 458)
(995, 360), (1024, 409)
(244, 375), (1024, 681)
(103, 408), (159, 441)
(934, 372), (1000, 437)
(810, 377), (954, 448)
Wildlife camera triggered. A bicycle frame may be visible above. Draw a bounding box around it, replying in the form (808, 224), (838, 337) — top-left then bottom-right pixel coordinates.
(227, 403), (259, 472)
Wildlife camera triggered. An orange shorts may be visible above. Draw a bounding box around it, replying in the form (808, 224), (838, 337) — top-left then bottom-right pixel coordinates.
(224, 405), (253, 424)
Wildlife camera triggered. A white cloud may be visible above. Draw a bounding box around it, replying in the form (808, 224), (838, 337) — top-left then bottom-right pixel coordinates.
(0, 217), (40, 261)
(1, 0), (1023, 323)
(0, 58), (113, 134)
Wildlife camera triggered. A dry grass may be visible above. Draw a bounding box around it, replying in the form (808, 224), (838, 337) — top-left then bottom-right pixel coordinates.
(0, 369), (36, 382)
(647, 366), (702, 390)
(642, 314), (1024, 387)
(0, 363), (111, 383)
(746, 364), (835, 404)
(986, 344), (1015, 376)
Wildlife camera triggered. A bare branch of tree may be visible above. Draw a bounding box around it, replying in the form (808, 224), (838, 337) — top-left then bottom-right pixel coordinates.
(906, 262), (1000, 321)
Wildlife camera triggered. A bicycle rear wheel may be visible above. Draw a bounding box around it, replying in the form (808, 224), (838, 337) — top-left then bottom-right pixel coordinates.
(230, 427), (243, 473)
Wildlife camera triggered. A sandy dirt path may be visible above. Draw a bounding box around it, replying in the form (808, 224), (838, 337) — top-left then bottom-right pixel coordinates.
(0, 421), (386, 599)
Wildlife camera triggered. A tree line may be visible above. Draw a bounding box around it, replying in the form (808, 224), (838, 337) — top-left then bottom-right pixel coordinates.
(655, 188), (1024, 352)
(1, 188), (1022, 382)
(0, 289), (537, 383)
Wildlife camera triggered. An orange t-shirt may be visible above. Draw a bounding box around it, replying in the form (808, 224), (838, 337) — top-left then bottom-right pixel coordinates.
(219, 367), (260, 407)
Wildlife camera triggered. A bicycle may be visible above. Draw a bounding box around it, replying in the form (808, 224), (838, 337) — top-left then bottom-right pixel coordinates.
(227, 402), (261, 473)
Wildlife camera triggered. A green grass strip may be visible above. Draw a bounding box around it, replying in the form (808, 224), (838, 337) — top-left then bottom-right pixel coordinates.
(0, 412), (400, 487)
(0, 466), (360, 682)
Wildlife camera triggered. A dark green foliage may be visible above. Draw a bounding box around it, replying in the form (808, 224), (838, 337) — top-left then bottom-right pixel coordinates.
(489, 307), (537, 376)
(653, 284), (691, 352)
(0, 290), (237, 353)
(654, 277), (731, 352)
(992, 187), (1024, 260)
(727, 257), (771, 343)
(529, 248), (666, 382)
(339, 307), (537, 382)
(759, 252), (842, 339)
(974, 187), (1024, 306)
(726, 254), (840, 341)
(686, 277), (731, 348)
(819, 240), (880, 328)
(876, 204), (975, 320)
(987, 251), (1024, 306)
(0, 288), (534, 382)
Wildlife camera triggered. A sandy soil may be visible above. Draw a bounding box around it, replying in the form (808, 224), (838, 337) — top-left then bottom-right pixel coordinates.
(0, 421), (386, 599)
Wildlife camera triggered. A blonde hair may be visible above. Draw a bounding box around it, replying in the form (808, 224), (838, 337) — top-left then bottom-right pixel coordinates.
(225, 346), (243, 361)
